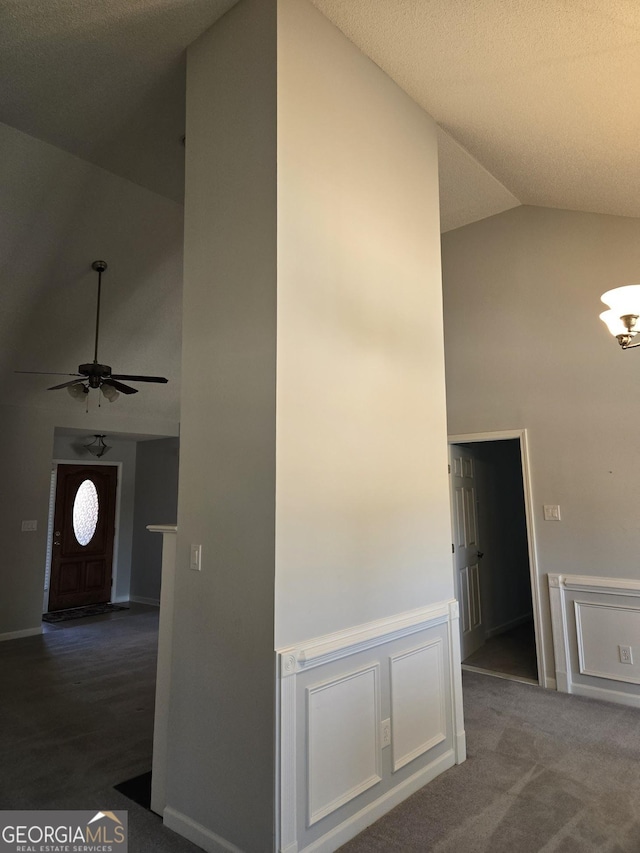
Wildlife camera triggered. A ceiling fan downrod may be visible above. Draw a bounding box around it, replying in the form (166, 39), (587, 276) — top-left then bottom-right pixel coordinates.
(91, 260), (107, 365)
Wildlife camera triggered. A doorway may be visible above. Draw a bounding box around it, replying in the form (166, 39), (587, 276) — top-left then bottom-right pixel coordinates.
(449, 430), (543, 686)
(46, 464), (118, 612)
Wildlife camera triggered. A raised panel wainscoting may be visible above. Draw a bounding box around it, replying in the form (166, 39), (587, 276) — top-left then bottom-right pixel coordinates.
(548, 573), (640, 707)
(277, 600), (466, 853)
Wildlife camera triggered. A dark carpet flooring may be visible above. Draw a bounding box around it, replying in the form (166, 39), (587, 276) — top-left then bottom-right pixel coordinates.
(463, 621), (538, 682)
(340, 670), (640, 852)
(2, 606), (639, 852)
(0, 605), (199, 853)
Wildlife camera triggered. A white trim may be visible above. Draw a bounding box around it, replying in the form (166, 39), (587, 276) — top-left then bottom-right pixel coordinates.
(163, 807), (244, 853)
(390, 640), (446, 772)
(147, 524), (178, 535)
(448, 429), (546, 688)
(307, 664), (382, 825)
(575, 600), (640, 685)
(0, 627), (43, 642)
(298, 750), (455, 853)
(548, 574), (571, 693)
(277, 601), (451, 674)
(447, 601), (466, 763)
(569, 682), (640, 709)
(560, 574), (640, 596)
(278, 661), (297, 853)
(129, 596), (160, 607)
(276, 599), (463, 851)
(544, 677), (557, 690)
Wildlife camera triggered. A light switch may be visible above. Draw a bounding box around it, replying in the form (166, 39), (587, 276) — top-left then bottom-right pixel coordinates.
(21, 520), (37, 532)
(543, 505), (561, 521)
(190, 544), (202, 572)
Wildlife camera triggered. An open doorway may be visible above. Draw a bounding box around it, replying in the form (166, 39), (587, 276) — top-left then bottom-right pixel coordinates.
(449, 430), (543, 686)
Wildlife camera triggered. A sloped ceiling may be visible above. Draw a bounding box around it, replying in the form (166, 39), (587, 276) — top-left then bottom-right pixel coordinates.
(312, 0), (640, 230)
(1, 1), (639, 228)
(0, 0), (237, 203)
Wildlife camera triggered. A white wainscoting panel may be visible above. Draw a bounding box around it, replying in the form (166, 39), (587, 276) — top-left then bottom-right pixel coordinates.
(548, 574), (640, 708)
(390, 640), (446, 772)
(307, 665), (381, 825)
(276, 599), (465, 853)
(575, 602), (640, 685)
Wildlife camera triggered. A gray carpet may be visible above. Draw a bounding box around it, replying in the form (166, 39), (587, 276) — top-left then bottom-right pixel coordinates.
(3, 607), (639, 852)
(463, 621), (538, 682)
(340, 670), (640, 852)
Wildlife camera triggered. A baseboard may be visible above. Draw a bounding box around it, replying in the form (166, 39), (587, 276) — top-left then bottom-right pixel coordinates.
(570, 682), (640, 709)
(544, 676), (557, 690)
(299, 750), (456, 853)
(485, 612), (533, 639)
(0, 627), (42, 642)
(129, 596), (160, 607)
(163, 807), (244, 853)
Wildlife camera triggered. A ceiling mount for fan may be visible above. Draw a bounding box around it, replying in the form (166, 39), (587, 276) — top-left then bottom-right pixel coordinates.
(16, 260), (169, 400)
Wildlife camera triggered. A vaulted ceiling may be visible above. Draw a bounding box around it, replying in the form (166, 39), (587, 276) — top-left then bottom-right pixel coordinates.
(1, 0), (638, 230)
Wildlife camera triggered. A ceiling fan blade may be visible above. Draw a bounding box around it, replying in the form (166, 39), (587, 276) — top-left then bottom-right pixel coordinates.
(102, 378), (138, 395)
(110, 374), (168, 383)
(15, 371), (82, 377)
(47, 379), (86, 391)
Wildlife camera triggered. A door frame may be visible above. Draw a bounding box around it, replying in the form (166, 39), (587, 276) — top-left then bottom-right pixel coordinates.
(448, 429), (546, 688)
(45, 459), (124, 612)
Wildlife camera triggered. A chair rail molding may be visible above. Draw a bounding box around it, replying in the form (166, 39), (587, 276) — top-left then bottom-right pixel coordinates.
(276, 599), (465, 853)
(548, 573), (640, 708)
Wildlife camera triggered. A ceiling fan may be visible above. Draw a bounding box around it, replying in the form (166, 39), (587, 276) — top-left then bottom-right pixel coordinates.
(17, 260), (168, 401)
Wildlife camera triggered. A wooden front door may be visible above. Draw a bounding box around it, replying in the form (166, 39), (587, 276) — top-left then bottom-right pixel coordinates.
(48, 464), (118, 612)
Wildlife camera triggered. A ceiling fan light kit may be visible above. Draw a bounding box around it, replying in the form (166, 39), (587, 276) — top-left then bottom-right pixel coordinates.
(600, 285), (640, 349)
(17, 260), (168, 404)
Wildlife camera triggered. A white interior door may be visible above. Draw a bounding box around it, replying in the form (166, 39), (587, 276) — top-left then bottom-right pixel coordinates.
(449, 445), (485, 661)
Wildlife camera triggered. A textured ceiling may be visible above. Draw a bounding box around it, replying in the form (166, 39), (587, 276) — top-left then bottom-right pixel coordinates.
(313, 0), (640, 229)
(0, 0), (237, 202)
(2, 0), (639, 228)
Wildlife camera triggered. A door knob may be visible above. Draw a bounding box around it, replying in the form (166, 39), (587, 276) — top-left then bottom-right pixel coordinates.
(477, 551), (484, 559)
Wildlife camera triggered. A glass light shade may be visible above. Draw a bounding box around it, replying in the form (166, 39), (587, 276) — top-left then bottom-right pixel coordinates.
(67, 383), (87, 401)
(84, 435), (111, 457)
(600, 310), (634, 337)
(101, 384), (119, 402)
(600, 284), (640, 316)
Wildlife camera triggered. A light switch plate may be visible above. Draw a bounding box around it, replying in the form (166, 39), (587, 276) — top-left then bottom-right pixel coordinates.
(190, 544), (202, 571)
(543, 505), (561, 521)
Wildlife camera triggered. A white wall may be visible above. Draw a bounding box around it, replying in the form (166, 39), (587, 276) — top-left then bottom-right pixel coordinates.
(168, 3), (455, 851)
(442, 204), (640, 678)
(0, 120), (182, 638)
(275, 0), (453, 649)
(131, 437), (180, 604)
(168, 1), (278, 850)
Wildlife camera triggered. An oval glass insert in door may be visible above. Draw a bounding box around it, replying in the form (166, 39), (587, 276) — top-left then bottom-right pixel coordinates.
(72, 479), (100, 546)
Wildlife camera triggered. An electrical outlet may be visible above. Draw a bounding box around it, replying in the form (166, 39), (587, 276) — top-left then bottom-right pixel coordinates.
(543, 505), (561, 521)
(21, 520), (37, 532)
(381, 718), (391, 748)
(619, 645), (633, 665)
